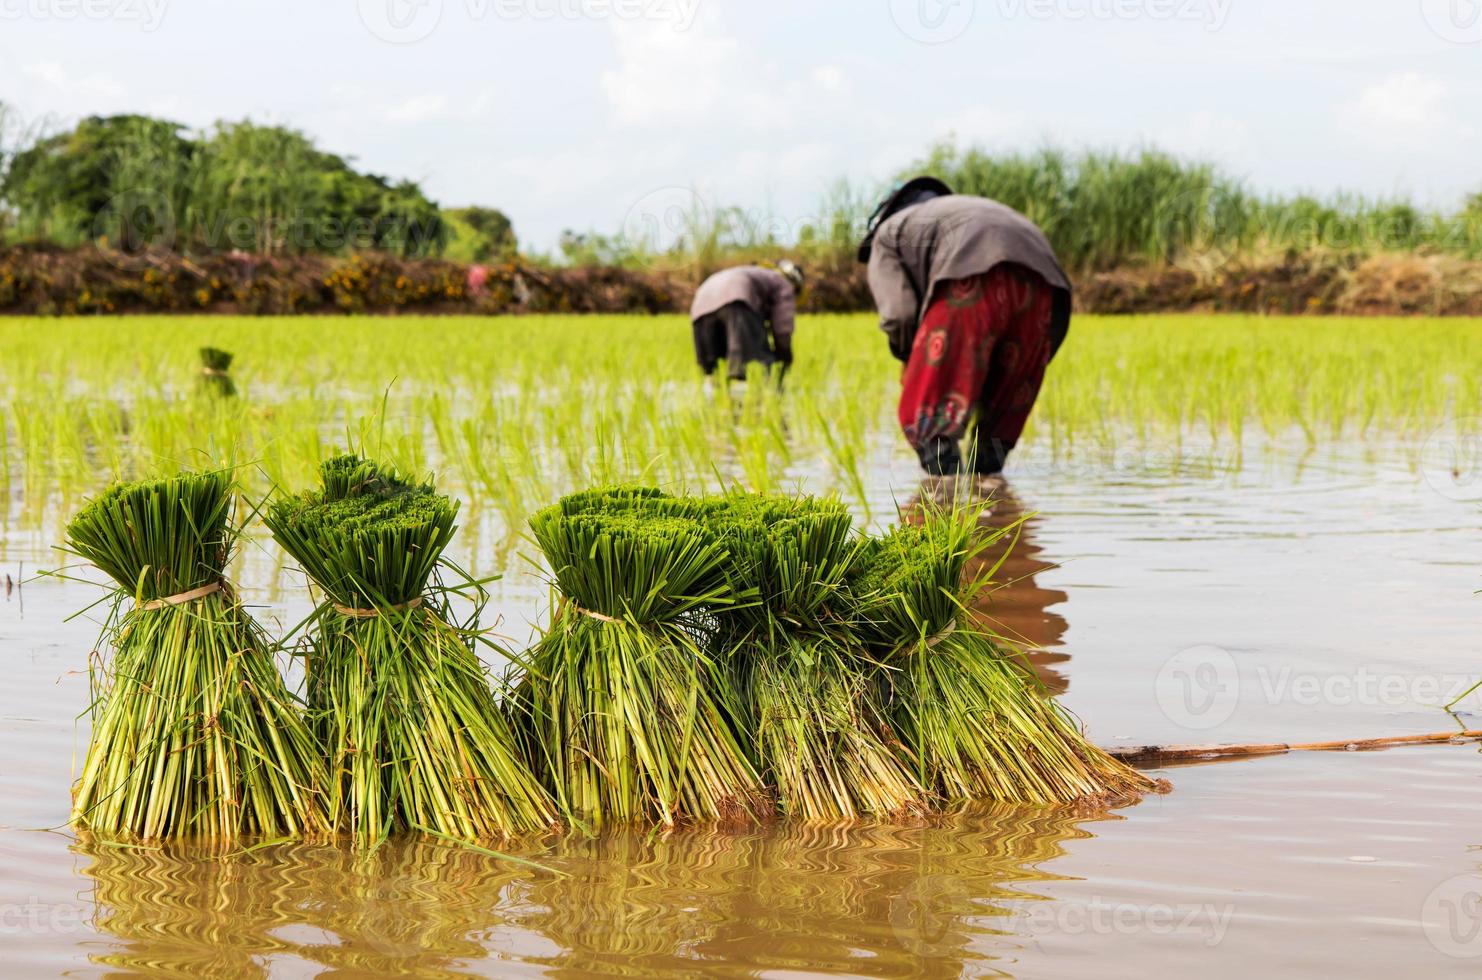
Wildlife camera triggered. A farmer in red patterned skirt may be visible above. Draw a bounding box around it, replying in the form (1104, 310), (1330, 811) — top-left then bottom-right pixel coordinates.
(858, 177), (1072, 476)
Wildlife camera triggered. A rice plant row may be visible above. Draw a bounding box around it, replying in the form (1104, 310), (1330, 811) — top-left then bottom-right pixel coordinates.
(3, 314), (1479, 550)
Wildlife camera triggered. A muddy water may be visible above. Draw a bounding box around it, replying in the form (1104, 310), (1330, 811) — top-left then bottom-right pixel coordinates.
(2, 443), (1481, 977)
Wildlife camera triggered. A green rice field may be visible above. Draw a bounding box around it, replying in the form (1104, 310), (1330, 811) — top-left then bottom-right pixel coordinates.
(1, 313), (1477, 542)
(5, 312), (1482, 977)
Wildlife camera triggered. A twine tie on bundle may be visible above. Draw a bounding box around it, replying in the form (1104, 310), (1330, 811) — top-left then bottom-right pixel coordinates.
(138, 582), (223, 611)
(332, 597), (425, 619)
(925, 618), (958, 650)
(574, 604), (623, 624)
(201, 367), (229, 378)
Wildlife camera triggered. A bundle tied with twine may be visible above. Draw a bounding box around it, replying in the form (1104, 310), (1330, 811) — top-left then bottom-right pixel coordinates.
(707, 493), (925, 821)
(265, 455), (555, 845)
(198, 347), (236, 398)
(64, 470), (326, 840)
(849, 511), (1157, 805)
(519, 486), (768, 830)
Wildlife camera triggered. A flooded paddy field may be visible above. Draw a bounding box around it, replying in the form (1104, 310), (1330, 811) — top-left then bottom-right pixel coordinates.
(1, 314), (1480, 976)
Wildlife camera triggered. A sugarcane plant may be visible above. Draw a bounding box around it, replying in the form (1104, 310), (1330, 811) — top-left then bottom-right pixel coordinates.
(64, 470), (326, 840)
(518, 486), (769, 830)
(265, 455), (556, 845)
(849, 509), (1157, 805)
(708, 492), (925, 821)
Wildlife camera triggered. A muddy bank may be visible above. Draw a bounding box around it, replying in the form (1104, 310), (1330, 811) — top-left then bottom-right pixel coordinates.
(3, 243), (1481, 317)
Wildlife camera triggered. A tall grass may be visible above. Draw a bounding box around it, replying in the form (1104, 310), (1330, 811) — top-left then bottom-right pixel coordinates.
(899, 143), (1482, 272)
(600, 144), (1482, 277)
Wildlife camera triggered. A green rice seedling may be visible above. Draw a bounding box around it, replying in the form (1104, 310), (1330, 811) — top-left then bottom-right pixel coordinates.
(849, 511), (1157, 805)
(198, 347), (237, 398)
(519, 485), (768, 830)
(3, 313), (1481, 551)
(265, 455), (556, 845)
(63, 470), (327, 840)
(708, 493), (925, 822)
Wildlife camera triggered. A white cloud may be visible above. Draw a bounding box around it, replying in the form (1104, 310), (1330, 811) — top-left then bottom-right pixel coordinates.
(812, 65), (848, 95)
(1154, 110), (1253, 164)
(933, 104), (1030, 146)
(1341, 72), (1455, 139)
(600, 16), (745, 127)
(21, 60), (126, 102)
(599, 15), (852, 132)
(384, 94), (452, 124)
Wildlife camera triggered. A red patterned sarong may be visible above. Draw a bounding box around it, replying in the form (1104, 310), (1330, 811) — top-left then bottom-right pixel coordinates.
(898, 264), (1055, 473)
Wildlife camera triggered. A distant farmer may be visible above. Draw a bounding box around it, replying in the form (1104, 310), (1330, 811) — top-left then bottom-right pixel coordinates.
(858, 177), (1072, 476)
(690, 261), (804, 382)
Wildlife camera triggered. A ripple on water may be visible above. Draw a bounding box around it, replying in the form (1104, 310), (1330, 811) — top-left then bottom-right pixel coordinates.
(2, 443), (1480, 976)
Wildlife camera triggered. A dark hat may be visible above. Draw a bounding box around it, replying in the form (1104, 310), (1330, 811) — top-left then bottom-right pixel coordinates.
(856, 176), (954, 263)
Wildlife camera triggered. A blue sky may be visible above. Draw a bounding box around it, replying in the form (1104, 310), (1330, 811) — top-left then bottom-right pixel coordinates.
(2, 0), (1479, 248)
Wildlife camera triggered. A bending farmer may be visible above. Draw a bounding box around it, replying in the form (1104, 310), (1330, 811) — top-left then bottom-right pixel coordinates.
(690, 261), (804, 382)
(858, 177), (1072, 475)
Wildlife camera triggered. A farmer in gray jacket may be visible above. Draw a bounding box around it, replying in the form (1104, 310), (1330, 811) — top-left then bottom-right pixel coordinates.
(858, 177), (1072, 476)
(690, 262), (804, 382)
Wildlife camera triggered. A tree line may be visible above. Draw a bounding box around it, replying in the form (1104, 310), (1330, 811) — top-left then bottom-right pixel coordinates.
(0, 108), (517, 262)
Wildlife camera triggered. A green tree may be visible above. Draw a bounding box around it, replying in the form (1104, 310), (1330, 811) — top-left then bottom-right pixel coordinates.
(192, 121), (446, 257)
(443, 206), (517, 262)
(1, 114), (195, 249)
(0, 114), (447, 257)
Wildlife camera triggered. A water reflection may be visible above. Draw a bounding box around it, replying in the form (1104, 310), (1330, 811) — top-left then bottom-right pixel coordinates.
(907, 479), (1072, 694)
(970, 485), (1072, 695)
(75, 804), (1113, 978)
(76, 835), (537, 978)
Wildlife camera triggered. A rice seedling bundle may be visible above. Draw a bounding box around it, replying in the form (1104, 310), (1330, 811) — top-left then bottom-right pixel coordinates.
(522, 486), (768, 829)
(65, 470), (325, 840)
(198, 346), (237, 398)
(265, 455), (555, 844)
(849, 513), (1156, 805)
(707, 493), (924, 821)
